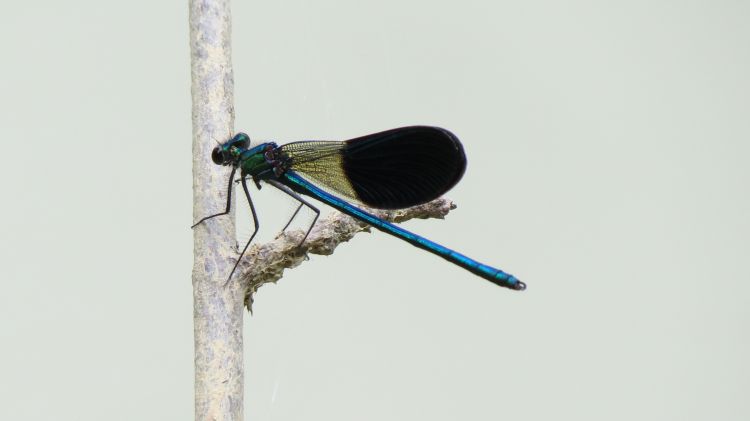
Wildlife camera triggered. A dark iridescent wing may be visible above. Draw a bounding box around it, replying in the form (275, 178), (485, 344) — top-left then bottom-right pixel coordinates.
(279, 126), (466, 209)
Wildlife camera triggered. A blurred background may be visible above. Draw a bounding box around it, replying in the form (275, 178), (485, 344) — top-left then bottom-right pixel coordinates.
(0, 0), (748, 420)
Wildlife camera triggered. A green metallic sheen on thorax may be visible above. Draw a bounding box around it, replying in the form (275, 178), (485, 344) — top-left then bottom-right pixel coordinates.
(237, 142), (283, 179)
(239, 151), (270, 176)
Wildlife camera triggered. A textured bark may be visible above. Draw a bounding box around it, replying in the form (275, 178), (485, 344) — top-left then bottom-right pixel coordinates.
(190, 0), (243, 420)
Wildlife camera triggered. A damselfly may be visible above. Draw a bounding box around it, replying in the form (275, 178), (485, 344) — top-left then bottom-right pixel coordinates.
(192, 126), (525, 291)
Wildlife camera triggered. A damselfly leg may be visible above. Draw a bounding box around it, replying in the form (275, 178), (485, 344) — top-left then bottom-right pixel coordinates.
(191, 167), (237, 228)
(266, 178), (320, 246)
(281, 203), (303, 232)
(223, 176), (260, 286)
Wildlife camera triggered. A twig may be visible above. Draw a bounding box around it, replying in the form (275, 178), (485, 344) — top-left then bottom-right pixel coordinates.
(189, 0), (243, 419)
(239, 198), (457, 310)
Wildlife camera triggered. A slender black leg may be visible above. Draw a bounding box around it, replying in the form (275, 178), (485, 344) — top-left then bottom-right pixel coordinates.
(281, 203), (304, 232)
(191, 166), (237, 229)
(224, 176), (260, 287)
(266, 179), (320, 246)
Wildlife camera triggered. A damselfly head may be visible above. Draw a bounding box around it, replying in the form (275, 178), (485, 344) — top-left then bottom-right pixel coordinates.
(211, 133), (251, 165)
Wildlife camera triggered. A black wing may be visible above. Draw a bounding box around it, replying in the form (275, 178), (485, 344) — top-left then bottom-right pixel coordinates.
(281, 126), (466, 209)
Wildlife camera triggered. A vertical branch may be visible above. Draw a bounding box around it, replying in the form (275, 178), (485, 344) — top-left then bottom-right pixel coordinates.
(190, 0), (243, 420)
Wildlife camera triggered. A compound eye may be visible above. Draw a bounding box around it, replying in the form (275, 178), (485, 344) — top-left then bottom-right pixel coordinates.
(211, 147), (225, 164)
(233, 133), (250, 149)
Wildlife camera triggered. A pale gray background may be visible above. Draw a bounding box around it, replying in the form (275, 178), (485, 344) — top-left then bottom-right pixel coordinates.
(1, 0), (748, 420)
